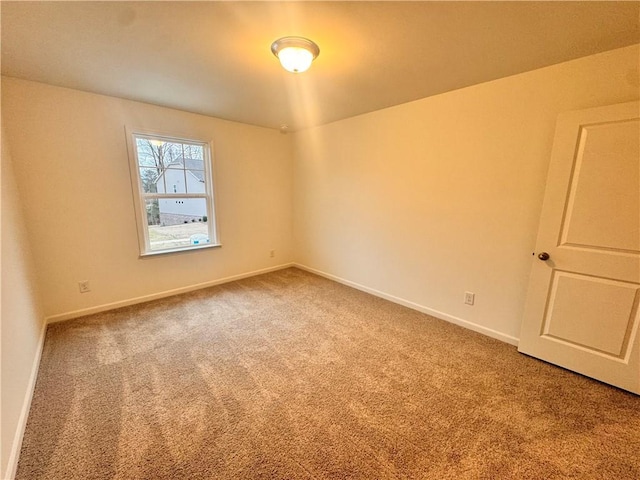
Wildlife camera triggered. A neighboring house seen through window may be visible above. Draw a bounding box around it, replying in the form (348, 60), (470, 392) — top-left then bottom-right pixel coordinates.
(127, 130), (219, 255)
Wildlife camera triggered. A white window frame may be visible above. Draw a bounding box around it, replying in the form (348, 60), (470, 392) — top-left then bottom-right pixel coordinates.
(125, 127), (220, 256)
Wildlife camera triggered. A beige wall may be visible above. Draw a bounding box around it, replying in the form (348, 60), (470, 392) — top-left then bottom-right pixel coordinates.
(1, 77), (294, 319)
(1, 122), (45, 478)
(292, 44), (640, 341)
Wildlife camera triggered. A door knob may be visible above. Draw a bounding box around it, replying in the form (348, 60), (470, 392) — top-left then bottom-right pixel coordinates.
(538, 252), (550, 261)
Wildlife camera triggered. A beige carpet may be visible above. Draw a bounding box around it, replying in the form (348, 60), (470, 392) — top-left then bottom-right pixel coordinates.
(16, 268), (640, 479)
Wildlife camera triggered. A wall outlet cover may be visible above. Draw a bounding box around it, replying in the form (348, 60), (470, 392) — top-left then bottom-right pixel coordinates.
(464, 291), (475, 305)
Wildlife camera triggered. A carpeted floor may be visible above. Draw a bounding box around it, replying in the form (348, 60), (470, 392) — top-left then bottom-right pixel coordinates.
(16, 267), (640, 479)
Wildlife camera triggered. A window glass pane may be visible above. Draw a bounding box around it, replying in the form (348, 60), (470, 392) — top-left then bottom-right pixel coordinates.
(161, 142), (183, 169)
(185, 169), (206, 194)
(161, 169), (187, 194)
(183, 158), (204, 171)
(136, 137), (183, 169)
(139, 168), (160, 193)
(184, 144), (204, 160)
(147, 198), (210, 251)
(135, 138), (158, 168)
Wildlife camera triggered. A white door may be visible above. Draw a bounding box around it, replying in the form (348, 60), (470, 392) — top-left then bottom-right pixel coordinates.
(518, 101), (640, 394)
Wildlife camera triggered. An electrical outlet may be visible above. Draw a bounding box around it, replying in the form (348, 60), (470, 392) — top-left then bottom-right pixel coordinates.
(464, 291), (475, 305)
(78, 281), (91, 293)
(270, 250), (276, 258)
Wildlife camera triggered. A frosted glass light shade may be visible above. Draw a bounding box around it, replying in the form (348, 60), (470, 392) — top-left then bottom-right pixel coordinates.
(277, 47), (314, 73)
(271, 37), (319, 73)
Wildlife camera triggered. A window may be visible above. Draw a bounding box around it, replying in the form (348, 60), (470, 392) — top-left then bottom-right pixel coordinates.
(127, 130), (219, 255)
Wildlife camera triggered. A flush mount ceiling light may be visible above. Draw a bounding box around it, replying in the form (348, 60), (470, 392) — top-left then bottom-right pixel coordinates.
(271, 36), (320, 73)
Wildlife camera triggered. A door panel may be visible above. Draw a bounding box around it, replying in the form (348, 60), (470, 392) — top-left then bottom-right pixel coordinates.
(542, 271), (639, 358)
(519, 101), (640, 394)
(561, 120), (639, 252)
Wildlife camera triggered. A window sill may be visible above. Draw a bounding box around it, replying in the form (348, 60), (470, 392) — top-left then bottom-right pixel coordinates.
(139, 243), (222, 258)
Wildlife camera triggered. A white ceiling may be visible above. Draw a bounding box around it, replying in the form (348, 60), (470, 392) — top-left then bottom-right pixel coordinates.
(2, 1), (638, 131)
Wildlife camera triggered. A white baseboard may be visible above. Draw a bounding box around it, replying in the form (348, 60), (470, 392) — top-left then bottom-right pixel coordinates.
(45, 263), (295, 324)
(294, 263), (519, 346)
(5, 320), (47, 480)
